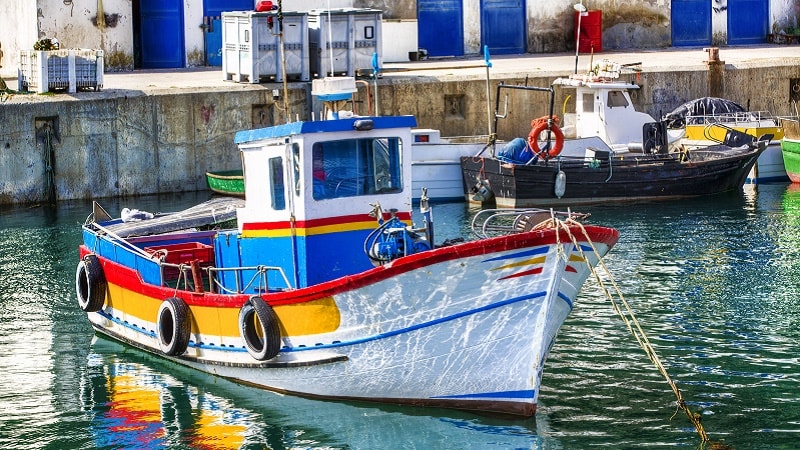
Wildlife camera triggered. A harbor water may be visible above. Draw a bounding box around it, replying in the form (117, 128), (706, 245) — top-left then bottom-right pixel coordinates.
(1, 184), (799, 449)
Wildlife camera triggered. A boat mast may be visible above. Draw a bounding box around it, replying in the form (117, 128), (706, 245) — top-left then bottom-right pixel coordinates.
(278, 0), (290, 123)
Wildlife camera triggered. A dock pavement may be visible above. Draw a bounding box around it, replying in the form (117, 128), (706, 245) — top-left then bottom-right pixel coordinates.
(2, 44), (800, 103)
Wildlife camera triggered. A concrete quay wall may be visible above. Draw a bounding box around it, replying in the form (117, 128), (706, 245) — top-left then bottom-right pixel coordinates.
(0, 88), (305, 206)
(2, 60), (799, 206)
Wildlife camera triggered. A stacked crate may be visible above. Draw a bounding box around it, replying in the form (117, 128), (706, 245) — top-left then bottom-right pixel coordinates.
(18, 49), (104, 93)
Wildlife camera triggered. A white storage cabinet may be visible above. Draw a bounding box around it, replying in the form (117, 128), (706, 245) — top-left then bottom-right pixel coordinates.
(222, 11), (310, 83)
(309, 8), (383, 78)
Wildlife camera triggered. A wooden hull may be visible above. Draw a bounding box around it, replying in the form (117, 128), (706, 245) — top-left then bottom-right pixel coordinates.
(747, 142), (786, 184)
(206, 170), (244, 196)
(682, 113), (786, 183)
(780, 118), (800, 183)
(781, 139), (800, 183)
(462, 145), (764, 208)
(80, 220), (618, 417)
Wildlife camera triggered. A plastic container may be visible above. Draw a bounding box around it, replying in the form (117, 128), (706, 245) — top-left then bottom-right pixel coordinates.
(18, 49), (104, 93)
(222, 10), (310, 83)
(145, 242), (214, 266)
(574, 10), (602, 53)
(308, 8), (382, 78)
(145, 242), (214, 279)
(255, 1), (275, 12)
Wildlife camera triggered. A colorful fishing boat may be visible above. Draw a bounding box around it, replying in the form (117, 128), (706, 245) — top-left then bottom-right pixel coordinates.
(75, 80), (619, 417)
(780, 117), (800, 183)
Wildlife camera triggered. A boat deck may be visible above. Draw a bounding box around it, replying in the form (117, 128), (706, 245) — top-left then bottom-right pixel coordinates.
(102, 196), (243, 238)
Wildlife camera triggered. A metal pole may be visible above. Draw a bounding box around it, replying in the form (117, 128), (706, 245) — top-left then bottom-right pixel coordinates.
(574, 1), (586, 74)
(484, 45), (493, 139)
(278, 0), (289, 122)
(372, 52), (380, 116)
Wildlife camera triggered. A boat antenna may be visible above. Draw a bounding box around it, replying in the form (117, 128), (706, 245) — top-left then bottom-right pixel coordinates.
(483, 45), (494, 143)
(327, 0), (334, 76)
(573, 1), (587, 74)
(278, 0), (290, 122)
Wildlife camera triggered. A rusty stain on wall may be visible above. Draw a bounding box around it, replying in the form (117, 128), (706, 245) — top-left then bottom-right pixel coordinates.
(602, 4), (668, 29)
(200, 105), (215, 125)
(92, 13), (120, 28)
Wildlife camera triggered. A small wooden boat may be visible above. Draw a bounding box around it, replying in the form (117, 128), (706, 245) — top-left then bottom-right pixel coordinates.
(780, 117), (800, 183)
(75, 78), (619, 417)
(461, 81), (769, 208)
(206, 169), (244, 196)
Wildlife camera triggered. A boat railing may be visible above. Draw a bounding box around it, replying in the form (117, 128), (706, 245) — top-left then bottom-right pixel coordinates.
(470, 208), (588, 238)
(689, 110), (779, 127)
(161, 262), (293, 294)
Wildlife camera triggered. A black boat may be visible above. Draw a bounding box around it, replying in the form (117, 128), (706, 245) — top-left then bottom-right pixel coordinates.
(461, 82), (769, 208)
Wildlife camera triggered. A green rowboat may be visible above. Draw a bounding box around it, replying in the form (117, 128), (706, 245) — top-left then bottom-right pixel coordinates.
(781, 118), (800, 183)
(206, 170), (244, 196)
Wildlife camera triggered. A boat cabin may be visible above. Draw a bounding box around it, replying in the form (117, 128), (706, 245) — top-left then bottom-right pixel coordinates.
(555, 78), (658, 151)
(213, 116), (417, 292)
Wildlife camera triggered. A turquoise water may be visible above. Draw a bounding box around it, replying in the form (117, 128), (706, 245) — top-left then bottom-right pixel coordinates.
(1, 185), (799, 449)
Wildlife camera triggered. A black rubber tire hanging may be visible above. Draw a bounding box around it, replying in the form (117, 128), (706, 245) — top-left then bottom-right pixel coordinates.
(76, 254), (107, 312)
(239, 296), (282, 361)
(157, 296), (192, 356)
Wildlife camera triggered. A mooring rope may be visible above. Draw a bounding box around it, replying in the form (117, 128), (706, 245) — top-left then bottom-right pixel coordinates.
(42, 125), (55, 204)
(553, 218), (712, 444)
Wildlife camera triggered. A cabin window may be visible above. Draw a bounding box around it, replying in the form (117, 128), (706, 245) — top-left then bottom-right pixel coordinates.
(607, 91), (629, 108)
(581, 93), (594, 113)
(269, 157), (286, 210)
(312, 137), (403, 200)
(291, 143), (301, 196)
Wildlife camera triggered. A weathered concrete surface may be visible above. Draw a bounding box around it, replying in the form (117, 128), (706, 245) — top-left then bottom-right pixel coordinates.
(2, 46), (800, 206)
(0, 80), (309, 205)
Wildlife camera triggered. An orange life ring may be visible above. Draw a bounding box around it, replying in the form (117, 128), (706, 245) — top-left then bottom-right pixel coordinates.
(527, 116), (564, 159)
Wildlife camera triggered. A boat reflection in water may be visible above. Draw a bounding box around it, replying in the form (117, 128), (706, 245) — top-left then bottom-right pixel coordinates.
(83, 337), (551, 449)
(85, 338), (249, 449)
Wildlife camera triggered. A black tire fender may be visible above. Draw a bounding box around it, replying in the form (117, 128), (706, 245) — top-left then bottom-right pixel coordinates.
(157, 296), (191, 356)
(76, 254), (107, 312)
(239, 296), (282, 361)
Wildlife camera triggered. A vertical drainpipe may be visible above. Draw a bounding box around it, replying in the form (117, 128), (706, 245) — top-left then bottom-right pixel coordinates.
(704, 47), (725, 98)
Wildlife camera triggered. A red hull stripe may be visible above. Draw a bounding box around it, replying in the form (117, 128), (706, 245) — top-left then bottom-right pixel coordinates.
(83, 225), (618, 309)
(498, 267), (543, 280)
(242, 212), (413, 231)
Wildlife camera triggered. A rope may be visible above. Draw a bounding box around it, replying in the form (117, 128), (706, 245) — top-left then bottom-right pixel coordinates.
(553, 218), (712, 444)
(43, 126), (55, 204)
(0, 77), (8, 103)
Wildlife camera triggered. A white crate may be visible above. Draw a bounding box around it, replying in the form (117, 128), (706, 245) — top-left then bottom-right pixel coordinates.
(222, 11), (310, 83)
(309, 8), (383, 78)
(18, 49), (104, 93)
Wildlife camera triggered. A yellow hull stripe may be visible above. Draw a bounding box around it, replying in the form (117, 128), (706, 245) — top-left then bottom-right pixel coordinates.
(241, 220), (410, 238)
(489, 253), (584, 271)
(105, 283), (340, 337)
(491, 255), (546, 270)
(685, 124), (784, 141)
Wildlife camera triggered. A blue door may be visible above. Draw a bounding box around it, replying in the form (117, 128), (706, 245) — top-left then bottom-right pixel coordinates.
(203, 0), (254, 66)
(417, 0), (464, 57)
(481, 0), (525, 55)
(727, 0), (768, 44)
(140, 0), (184, 68)
(671, 0), (711, 46)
